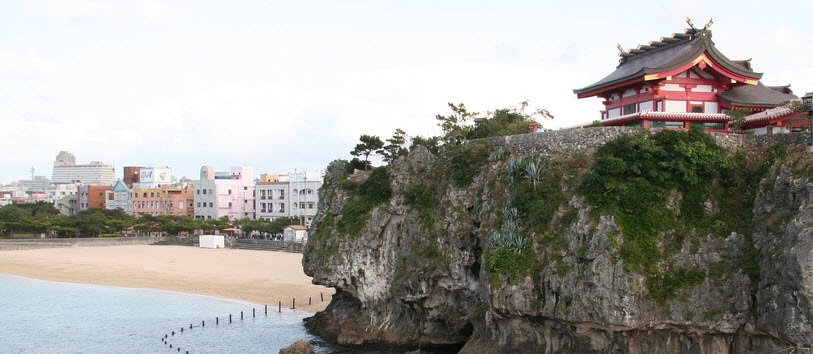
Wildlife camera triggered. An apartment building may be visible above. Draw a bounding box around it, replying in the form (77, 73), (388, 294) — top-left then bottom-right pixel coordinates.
(194, 165), (256, 220)
(105, 180), (131, 213)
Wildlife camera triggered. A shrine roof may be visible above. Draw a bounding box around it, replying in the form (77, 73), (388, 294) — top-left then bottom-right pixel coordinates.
(573, 27), (763, 98)
(599, 110), (730, 126)
(742, 103), (807, 129)
(718, 82), (798, 108)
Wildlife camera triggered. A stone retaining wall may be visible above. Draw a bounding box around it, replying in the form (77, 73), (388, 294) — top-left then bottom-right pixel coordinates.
(485, 127), (810, 156)
(0, 236), (166, 251)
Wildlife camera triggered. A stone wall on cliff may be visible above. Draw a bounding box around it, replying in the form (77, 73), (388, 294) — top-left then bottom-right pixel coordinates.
(303, 128), (813, 353)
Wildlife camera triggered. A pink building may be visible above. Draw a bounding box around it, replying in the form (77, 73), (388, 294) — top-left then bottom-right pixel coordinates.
(194, 165), (256, 220)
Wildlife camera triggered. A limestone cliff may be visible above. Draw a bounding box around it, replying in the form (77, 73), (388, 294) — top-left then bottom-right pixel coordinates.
(302, 129), (813, 353)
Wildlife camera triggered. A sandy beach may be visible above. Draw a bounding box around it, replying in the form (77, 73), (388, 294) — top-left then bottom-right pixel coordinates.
(0, 245), (334, 312)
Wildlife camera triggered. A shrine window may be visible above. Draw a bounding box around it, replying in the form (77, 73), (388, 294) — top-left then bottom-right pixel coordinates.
(650, 121), (665, 128)
(691, 105), (704, 113)
(622, 103), (637, 115)
(704, 122), (725, 130)
(665, 121), (685, 129)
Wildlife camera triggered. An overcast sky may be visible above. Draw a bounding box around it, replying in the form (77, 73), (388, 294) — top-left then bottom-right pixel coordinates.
(1, 0), (811, 182)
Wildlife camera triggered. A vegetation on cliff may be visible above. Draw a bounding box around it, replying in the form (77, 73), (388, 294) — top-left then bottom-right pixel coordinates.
(305, 109), (813, 351)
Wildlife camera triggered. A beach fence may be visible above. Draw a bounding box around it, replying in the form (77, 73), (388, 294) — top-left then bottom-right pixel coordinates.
(160, 291), (330, 353)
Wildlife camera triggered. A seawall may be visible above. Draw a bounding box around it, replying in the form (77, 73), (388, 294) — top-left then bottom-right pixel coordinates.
(0, 236), (167, 251)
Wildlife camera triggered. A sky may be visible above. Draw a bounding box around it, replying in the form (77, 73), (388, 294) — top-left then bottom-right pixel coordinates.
(1, 0), (811, 183)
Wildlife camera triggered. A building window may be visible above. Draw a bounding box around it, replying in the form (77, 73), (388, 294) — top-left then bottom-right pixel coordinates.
(704, 122), (725, 130)
(208, 189), (213, 194)
(650, 121), (665, 128)
(308, 202), (314, 209)
(656, 100), (663, 111)
(208, 202), (213, 207)
(691, 105), (704, 113)
(228, 189), (232, 194)
(622, 103), (637, 115)
(244, 187), (248, 190)
(203, 189), (207, 194)
(197, 189), (200, 194)
(665, 121), (685, 129)
(300, 202), (305, 209)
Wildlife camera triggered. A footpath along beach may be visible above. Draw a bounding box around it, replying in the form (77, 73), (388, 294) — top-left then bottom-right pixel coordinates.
(0, 244), (334, 312)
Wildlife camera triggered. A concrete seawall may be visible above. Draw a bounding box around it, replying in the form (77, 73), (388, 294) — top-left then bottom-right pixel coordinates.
(0, 236), (166, 251)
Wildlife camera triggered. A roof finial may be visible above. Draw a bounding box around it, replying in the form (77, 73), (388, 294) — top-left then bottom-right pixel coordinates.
(686, 16), (696, 30)
(617, 42), (626, 55)
(703, 18), (713, 30)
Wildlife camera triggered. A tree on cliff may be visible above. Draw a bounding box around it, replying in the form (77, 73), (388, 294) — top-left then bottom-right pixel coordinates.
(381, 128), (409, 164)
(436, 101), (553, 145)
(351, 134), (384, 170)
(436, 102), (477, 145)
(469, 101), (553, 139)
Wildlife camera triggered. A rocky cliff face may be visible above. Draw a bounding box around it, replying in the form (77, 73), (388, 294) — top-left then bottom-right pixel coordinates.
(302, 131), (813, 353)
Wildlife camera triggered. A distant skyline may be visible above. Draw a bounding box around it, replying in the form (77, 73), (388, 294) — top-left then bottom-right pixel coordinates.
(2, 1), (811, 182)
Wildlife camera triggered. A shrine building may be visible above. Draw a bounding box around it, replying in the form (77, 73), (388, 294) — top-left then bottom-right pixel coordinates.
(572, 20), (809, 134)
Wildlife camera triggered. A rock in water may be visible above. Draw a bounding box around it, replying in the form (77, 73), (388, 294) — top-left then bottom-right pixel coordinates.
(279, 339), (315, 354)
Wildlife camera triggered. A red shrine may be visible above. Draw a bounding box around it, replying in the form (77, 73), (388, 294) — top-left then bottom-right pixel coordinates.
(572, 19), (809, 134)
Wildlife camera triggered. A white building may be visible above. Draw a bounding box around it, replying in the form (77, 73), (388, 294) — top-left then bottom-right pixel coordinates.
(289, 171), (322, 227)
(105, 180), (131, 213)
(256, 181), (288, 220)
(194, 165), (256, 220)
(51, 151), (115, 186)
(255, 171), (323, 227)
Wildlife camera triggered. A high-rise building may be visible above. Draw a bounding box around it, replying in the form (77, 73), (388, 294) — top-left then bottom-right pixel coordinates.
(51, 151), (115, 186)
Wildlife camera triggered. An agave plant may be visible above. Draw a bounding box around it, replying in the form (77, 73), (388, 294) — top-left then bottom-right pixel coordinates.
(523, 156), (544, 189)
(488, 206), (526, 253)
(504, 157), (525, 187)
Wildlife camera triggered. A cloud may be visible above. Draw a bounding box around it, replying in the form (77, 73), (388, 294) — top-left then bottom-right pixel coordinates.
(43, 0), (179, 23)
(0, 52), (56, 75)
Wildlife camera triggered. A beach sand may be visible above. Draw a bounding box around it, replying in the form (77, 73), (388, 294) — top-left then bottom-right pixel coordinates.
(0, 245), (334, 312)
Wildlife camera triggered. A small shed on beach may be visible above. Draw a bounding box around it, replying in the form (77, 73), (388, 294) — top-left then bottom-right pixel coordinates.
(199, 235), (225, 249)
(283, 225), (308, 242)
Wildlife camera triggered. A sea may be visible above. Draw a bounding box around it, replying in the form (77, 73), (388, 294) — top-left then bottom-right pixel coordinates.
(0, 273), (340, 354)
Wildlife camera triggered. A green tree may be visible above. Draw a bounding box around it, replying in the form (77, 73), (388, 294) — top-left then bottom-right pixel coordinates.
(350, 134), (385, 170)
(468, 101), (553, 139)
(409, 135), (441, 154)
(381, 128), (409, 164)
(436, 102), (477, 145)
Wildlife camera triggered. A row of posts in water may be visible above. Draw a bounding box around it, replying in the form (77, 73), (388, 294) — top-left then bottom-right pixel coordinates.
(161, 292), (326, 353)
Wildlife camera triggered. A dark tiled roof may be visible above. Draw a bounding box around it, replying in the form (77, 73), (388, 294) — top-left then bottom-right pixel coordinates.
(718, 82), (798, 108)
(573, 28), (763, 97)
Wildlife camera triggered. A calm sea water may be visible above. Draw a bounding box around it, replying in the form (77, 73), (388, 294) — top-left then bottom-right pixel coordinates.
(0, 274), (339, 353)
